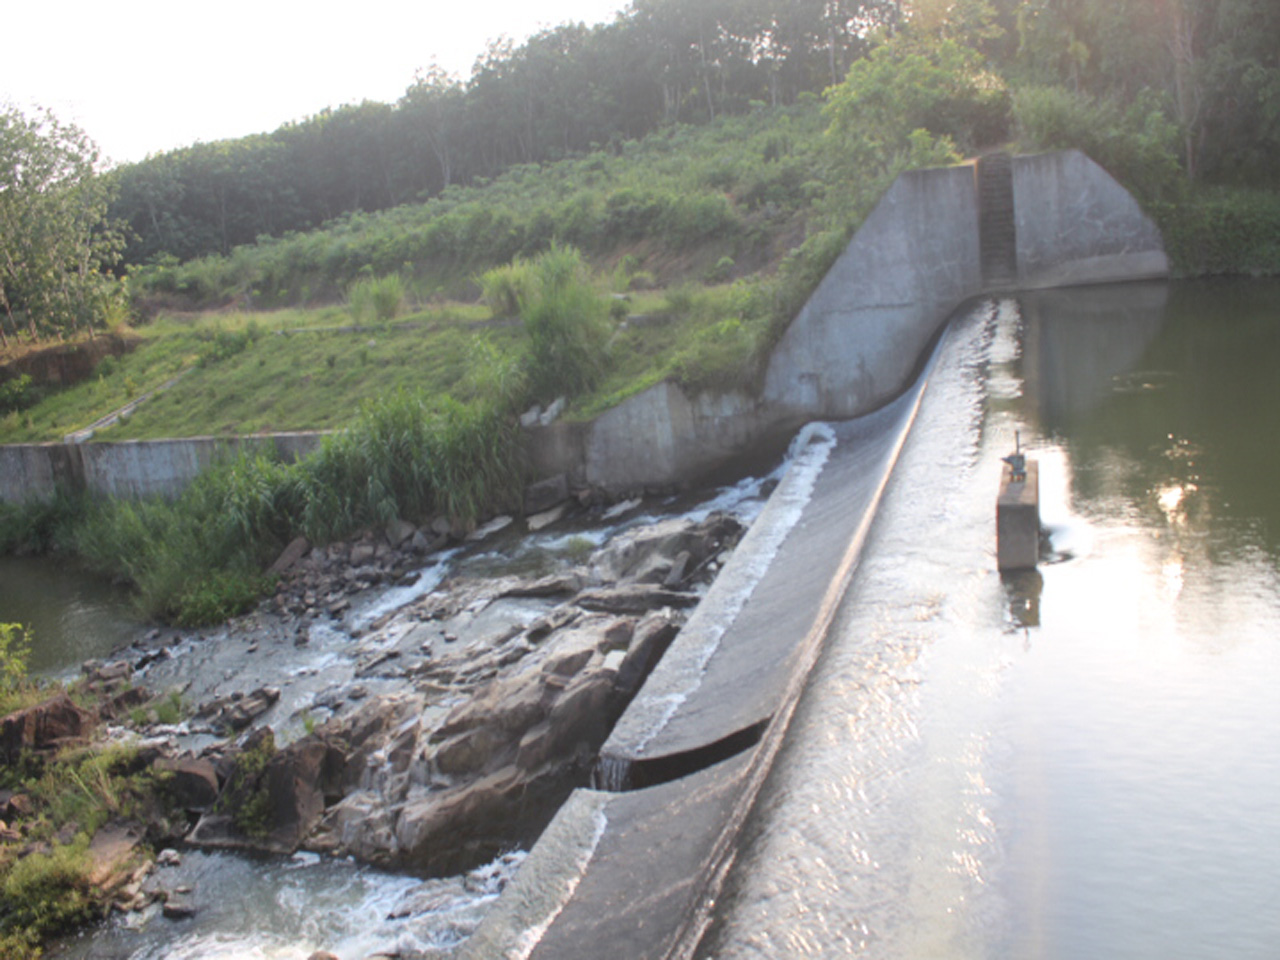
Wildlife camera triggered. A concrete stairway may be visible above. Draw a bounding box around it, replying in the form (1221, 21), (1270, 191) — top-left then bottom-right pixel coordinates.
(978, 153), (1017, 288)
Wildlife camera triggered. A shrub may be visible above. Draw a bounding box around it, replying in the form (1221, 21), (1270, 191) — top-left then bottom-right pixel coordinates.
(0, 624), (34, 715)
(1, 834), (98, 944)
(0, 489), (85, 556)
(0, 375), (42, 415)
(480, 258), (534, 318)
(347, 274), (405, 325)
(1013, 85), (1182, 204)
(1151, 187), (1280, 277)
(520, 244), (612, 401)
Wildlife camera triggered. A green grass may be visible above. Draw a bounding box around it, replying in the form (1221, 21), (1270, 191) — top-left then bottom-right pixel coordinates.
(0, 303), (505, 443)
(0, 271), (782, 442)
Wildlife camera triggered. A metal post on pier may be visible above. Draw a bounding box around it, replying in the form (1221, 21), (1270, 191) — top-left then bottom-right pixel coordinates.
(998, 432), (1039, 572)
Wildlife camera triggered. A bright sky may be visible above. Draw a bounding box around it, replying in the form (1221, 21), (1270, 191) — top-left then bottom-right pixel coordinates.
(2, 0), (630, 167)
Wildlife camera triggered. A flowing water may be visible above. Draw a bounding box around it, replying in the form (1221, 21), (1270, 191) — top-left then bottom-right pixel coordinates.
(697, 278), (1280, 959)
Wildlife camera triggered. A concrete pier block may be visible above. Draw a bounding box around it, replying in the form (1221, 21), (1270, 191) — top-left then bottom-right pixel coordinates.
(997, 460), (1039, 571)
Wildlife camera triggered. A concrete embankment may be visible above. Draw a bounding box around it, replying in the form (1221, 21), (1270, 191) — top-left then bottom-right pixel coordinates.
(0, 433), (323, 502)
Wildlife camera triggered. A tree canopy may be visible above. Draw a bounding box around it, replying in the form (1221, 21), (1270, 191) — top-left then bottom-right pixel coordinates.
(101, 0), (1280, 272)
(0, 106), (123, 345)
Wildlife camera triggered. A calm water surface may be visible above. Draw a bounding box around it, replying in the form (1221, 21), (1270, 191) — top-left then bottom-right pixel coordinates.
(700, 279), (1280, 959)
(0, 555), (141, 675)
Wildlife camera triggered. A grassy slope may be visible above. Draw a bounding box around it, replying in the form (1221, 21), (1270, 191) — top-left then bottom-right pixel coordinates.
(2, 104), (831, 444)
(6, 96), (1277, 445)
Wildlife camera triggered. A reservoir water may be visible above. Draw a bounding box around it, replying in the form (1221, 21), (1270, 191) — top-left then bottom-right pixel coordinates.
(698, 278), (1280, 959)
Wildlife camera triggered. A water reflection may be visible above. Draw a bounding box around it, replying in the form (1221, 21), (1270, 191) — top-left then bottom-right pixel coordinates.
(1002, 569), (1042, 629)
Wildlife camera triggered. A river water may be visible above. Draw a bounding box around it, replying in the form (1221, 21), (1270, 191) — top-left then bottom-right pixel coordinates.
(697, 278), (1280, 959)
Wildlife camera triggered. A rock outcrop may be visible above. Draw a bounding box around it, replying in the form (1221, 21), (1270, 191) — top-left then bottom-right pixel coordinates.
(0, 693), (96, 762)
(175, 511), (743, 875)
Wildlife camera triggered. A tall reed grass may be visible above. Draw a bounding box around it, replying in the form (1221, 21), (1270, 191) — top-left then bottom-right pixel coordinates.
(520, 244), (612, 401)
(3, 386), (526, 626)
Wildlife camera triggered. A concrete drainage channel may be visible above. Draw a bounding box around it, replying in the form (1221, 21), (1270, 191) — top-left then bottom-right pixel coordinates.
(460, 342), (943, 960)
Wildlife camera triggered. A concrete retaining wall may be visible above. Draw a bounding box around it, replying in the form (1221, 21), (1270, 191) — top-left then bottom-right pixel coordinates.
(1013, 150), (1168, 288)
(1, 433), (324, 503)
(762, 164), (983, 421)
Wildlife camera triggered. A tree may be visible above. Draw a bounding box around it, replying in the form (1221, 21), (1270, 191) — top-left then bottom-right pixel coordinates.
(0, 105), (123, 344)
(825, 32), (1010, 158)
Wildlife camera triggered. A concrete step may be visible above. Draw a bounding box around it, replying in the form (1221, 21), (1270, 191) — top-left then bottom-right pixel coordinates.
(976, 153), (1017, 287)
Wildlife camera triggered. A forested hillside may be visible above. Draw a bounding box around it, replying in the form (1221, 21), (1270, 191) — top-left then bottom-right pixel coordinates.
(4, 0), (1278, 352)
(106, 0), (1280, 269)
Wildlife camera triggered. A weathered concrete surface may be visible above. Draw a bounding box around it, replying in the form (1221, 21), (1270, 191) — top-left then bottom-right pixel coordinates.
(460, 751), (754, 960)
(1013, 150), (1168, 289)
(1, 432), (324, 502)
(601, 372), (930, 768)
(524, 384), (771, 494)
(762, 165), (983, 422)
(0, 443), (83, 503)
(584, 384), (766, 493)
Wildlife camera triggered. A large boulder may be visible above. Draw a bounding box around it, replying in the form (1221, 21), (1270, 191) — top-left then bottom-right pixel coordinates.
(154, 756), (221, 811)
(0, 694), (96, 762)
(589, 512), (742, 584)
(190, 728), (346, 854)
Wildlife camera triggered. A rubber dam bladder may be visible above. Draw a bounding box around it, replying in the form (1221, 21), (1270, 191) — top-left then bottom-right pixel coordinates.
(461, 150), (1169, 960)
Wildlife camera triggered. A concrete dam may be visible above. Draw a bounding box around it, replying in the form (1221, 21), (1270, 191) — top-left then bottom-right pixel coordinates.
(460, 151), (1169, 959)
(0, 149), (1170, 958)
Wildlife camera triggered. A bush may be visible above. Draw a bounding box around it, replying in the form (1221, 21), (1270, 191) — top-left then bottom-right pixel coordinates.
(519, 245), (612, 402)
(0, 376), (42, 416)
(347, 274), (405, 324)
(0, 623), (33, 715)
(0, 490), (85, 556)
(480, 258), (535, 318)
(1, 834), (98, 945)
(1151, 187), (1280, 277)
(1013, 85), (1182, 204)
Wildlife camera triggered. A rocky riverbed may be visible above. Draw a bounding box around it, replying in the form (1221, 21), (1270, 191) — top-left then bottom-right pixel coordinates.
(9, 479), (768, 959)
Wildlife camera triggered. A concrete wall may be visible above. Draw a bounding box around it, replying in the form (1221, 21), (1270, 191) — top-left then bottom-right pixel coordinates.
(1, 433), (324, 503)
(1013, 150), (1168, 288)
(761, 164), (984, 421)
(525, 384), (770, 493)
(0, 444), (83, 502)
